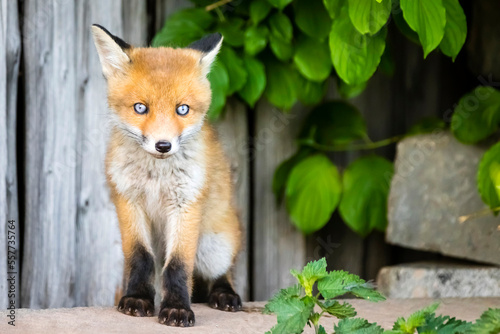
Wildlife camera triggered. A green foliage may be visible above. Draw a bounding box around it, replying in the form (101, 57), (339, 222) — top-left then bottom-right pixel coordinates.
(265, 258), (384, 334)
(334, 318), (384, 334)
(294, 0), (332, 39)
(440, 0), (467, 62)
(329, 6), (387, 85)
(406, 117), (447, 136)
(339, 156), (393, 237)
(417, 314), (471, 334)
(285, 154), (342, 234)
(300, 101), (368, 147)
(238, 56), (266, 107)
(348, 0), (391, 35)
(451, 86), (500, 144)
(400, 0), (446, 58)
(469, 308), (500, 334)
(477, 142), (500, 211)
(266, 259), (499, 334)
(392, 303), (440, 333)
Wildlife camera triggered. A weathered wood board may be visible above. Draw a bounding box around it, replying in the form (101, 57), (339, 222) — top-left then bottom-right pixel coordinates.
(0, 0), (21, 309)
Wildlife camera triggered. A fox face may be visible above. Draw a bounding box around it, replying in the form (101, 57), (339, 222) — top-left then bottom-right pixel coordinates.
(92, 25), (222, 158)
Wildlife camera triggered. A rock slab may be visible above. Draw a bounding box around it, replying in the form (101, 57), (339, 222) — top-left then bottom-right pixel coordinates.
(378, 262), (500, 298)
(387, 132), (500, 265)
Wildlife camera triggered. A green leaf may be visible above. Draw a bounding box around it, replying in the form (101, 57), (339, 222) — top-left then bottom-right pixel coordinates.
(478, 142), (500, 211)
(417, 314), (471, 334)
(334, 318), (384, 334)
(329, 6), (387, 85)
(392, 0), (420, 45)
(269, 35), (293, 61)
(348, 0), (391, 35)
(323, 0), (344, 19)
(294, 36), (331, 82)
(269, 12), (293, 42)
(290, 258), (327, 296)
(273, 148), (314, 204)
(469, 308), (500, 334)
(265, 60), (300, 110)
(238, 56), (266, 108)
(439, 0), (467, 61)
(218, 17), (245, 47)
(264, 285), (302, 315)
(207, 61), (229, 120)
(379, 43), (395, 76)
(400, 0), (446, 58)
(318, 325), (327, 334)
(152, 8), (213, 47)
(451, 86), (500, 144)
(319, 300), (357, 319)
(285, 154), (342, 234)
(250, 0), (272, 24)
(266, 0), (293, 11)
(294, 0), (332, 39)
(393, 303), (440, 333)
(349, 286), (386, 302)
(244, 25), (269, 56)
(317, 270), (365, 299)
(339, 156), (394, 237)
(300, 101), (367, 146)
(265, 294), (314, 334)
(407, 117), (446, 136)
(298, 78), (327, 106)
(218, 47), (247, 95)
(337, 79), (368, 99)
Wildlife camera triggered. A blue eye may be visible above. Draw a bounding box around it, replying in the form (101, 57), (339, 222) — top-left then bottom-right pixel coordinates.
(176, 104), (189, 116)
(134, 103), (148, 114)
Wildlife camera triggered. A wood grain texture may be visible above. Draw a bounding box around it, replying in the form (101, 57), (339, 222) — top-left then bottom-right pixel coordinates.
(253, 102), (307, 301)
(0, 0), (21, 309)
(21, 0), (148, 308)
(21, 0), (79, 308)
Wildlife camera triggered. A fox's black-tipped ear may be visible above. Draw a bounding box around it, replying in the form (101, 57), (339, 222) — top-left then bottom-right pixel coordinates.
(91, 24), (131, 78)
(189, 33), (223, 77)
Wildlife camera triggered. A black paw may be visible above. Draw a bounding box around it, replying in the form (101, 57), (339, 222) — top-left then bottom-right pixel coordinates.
(118, 296), (154, 317)
(158, 307), (195, 327)
(208, 290), (242, 312)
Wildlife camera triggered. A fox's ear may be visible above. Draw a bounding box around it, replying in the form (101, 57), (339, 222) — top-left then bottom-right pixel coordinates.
(91, 24), (131, 78)
(188, 33), (223, 77)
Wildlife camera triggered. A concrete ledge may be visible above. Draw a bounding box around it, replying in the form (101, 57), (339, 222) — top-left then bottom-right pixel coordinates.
(378, 262), (500, 298)
(1, 299), (499, 333)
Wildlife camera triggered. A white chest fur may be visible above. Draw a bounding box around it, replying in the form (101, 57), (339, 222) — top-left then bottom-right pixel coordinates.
(108, 134), (206, 223)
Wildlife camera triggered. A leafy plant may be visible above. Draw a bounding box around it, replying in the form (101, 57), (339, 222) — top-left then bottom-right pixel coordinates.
(263, 258), (385, 334)
(152, 0), (484, 236)
(265, 258), (500, 334)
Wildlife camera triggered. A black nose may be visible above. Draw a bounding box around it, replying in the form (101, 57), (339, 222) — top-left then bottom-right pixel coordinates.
(155, 141), (172, 153)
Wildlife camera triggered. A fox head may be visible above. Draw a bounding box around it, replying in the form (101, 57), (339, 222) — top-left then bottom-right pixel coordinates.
(91, 24), (222, 158)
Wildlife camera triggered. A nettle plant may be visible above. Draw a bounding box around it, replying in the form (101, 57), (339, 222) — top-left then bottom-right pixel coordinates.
(264, 258), (500, 334)
(153, 0), (500, 236)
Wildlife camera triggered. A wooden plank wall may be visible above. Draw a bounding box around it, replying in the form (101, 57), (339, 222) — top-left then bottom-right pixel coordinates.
(0, 0), (21, 309)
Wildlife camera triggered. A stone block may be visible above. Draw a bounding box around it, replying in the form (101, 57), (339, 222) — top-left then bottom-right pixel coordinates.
(387, 131), (500, 265)
(377, 262), (500, 298)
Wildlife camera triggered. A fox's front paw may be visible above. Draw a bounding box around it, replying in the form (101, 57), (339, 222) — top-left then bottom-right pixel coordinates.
(208, 290), (242, 312)
(158, 307), (195, 327)
(118, 296), (154, 317)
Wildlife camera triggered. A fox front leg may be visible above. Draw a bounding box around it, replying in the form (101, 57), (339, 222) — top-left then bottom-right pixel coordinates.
(113, 194), (155, 317)
(158, 207), (200, 327)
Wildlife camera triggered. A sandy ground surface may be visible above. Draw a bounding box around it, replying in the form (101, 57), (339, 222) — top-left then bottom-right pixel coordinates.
(1, 298), (499, 333)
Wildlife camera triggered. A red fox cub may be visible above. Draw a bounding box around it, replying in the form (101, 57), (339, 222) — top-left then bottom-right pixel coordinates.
(91, 24), (242, 327)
